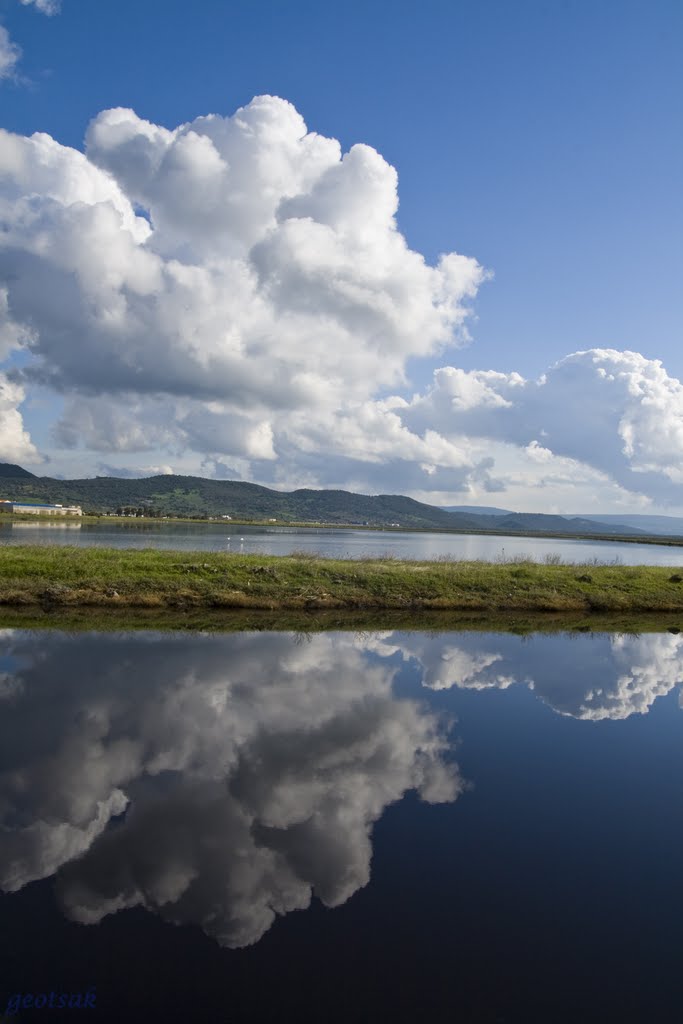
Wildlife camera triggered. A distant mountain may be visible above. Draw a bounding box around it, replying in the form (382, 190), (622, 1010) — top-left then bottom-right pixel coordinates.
(0, 463), (36, 479)
(442, 504), (512, 516)
(440, 511), (644, 536)
(487, 513), (644, 536)
(0, 463), (647, 536)
(573, 514), (683, 537)
(443, 504), (648, 537)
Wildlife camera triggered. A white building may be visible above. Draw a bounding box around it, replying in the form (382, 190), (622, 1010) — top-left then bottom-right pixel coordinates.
(0, 501), (83, 516)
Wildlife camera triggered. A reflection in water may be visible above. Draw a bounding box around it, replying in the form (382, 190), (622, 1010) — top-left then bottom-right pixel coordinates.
(6, 520), (82, 530)
(1, 628), (682, 950)
(377, 631), (683, 719)
(0, 631), (461, 947)
(2, 518), (683, 563)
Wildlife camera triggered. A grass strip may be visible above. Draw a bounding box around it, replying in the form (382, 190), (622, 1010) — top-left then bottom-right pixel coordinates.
(0, 606), (681, 636)
(1, 544), (683, 615)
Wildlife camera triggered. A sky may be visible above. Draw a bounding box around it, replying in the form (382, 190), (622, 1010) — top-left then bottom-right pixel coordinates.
(0, 0), (681, 513)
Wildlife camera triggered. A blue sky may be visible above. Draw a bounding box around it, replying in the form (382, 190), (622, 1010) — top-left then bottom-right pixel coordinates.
(0, 0), (681, 512)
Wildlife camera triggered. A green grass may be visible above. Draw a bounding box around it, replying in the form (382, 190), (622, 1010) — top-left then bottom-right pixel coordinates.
(1, 604), (681, 636)
(1, 545), (683, 617)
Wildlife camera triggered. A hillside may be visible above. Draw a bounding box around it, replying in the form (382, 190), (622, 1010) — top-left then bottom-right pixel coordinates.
(573, 513), (683, 537)
(0, 463), (36, 479)
(442, 505), (648, 537)
(442, 504), (512, 516)
(0, 464), (644, 535)
(0, 469), (483, 528)
(445, 504), (683, 537)
(438, 510), (642, 537)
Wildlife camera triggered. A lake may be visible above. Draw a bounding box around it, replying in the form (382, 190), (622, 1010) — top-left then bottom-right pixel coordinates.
(1, 625), (682, 1022)
(2, 519), (683, 565)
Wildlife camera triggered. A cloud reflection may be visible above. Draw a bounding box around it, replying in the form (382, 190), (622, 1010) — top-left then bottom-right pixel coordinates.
(371, 631), (683, 720)
(0, 630), (461, 947)
(1, 626), (680, 947)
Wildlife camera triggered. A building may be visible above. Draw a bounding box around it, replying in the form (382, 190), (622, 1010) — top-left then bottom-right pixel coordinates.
(0, 501), (83, 516)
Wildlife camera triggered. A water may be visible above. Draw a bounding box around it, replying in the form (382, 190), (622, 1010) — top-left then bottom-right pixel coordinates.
(1, 626), (683, 1022)
(2, 518), (683, 565)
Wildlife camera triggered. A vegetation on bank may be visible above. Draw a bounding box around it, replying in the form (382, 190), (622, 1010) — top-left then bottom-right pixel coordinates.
(1, 545), (683, 615)
(1, 604), (681, 636)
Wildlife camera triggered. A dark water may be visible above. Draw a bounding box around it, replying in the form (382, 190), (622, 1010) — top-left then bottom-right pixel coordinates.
(1, 627), (683, 1022)
(2, 518), (683, 564)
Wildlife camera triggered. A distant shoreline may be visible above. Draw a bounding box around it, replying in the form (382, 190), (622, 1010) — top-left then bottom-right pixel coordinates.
(2, 545), (683, 616)
(2, 512), (683, 548)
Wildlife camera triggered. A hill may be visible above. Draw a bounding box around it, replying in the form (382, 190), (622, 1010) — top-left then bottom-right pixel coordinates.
(442, 504), (512, 516)
(442, 504), (648, 537)
(0, 463), (645, 536)
(0, 467), (483, 528)
(0, 463), (36, 479)
(572, 513), (683, 537)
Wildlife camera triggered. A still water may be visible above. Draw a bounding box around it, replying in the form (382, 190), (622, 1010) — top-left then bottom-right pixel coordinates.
(2, 518), (683, 564)
(1, 626), (683, 1022)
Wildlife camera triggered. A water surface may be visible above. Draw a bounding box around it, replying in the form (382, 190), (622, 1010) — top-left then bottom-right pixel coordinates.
(2, 519), (683, 565)
(1, 627), (682, 1022)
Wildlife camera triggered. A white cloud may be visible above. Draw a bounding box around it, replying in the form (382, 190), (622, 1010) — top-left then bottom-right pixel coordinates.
(0, 94), (681, 508)
(19, 0), (60, 13)
(0, 96), (486, 477)
(402, 350), (683, 503)
(0, 25), (21, 80)
(1, 1), (60, 86)
(525, 440), (554, 463)
(0, 373), (38, 463)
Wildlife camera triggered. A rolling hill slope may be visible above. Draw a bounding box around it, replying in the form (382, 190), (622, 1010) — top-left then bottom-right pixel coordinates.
(0, 464), (645, 535)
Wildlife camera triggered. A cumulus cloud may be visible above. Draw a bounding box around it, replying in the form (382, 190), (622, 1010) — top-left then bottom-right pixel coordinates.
(1, 98), (483, 409)
(402, 350), (683, 502)
(0, 94), (681, 506)
(0, 95), (491, 486)
(0, 373), (39, 463)
(0, 630), (461, 947)
(0, 25), (21, 80)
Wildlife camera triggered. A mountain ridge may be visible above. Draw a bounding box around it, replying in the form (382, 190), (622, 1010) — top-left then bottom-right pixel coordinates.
(444, 504), (683, 538)
(571, 514), (683, 537)
(0, 463), (645, 536)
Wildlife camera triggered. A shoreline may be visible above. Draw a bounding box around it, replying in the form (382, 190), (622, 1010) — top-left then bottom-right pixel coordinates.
(2, 512), (683, 548)
(1, 545), (683, 615)
(0, 605), (681, 635)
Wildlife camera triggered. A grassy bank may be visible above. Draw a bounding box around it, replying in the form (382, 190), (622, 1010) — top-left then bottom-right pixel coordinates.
(1, 604), (681, 636)
(1, 545), (683, 615)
